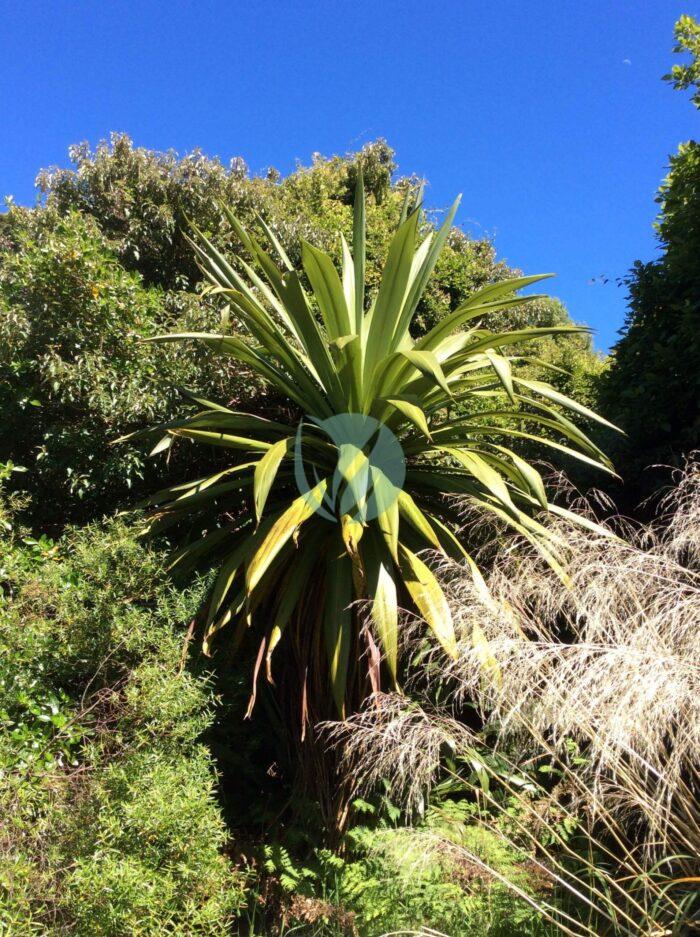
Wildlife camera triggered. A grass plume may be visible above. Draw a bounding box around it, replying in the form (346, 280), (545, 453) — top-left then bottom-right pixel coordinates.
(327, 457), (700, 934)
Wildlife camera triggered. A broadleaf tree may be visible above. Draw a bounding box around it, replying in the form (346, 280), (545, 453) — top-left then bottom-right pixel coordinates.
(601, 15), (700, 500)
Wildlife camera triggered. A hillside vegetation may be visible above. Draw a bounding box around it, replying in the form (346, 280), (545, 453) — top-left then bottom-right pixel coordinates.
(1, 18), (698, 935)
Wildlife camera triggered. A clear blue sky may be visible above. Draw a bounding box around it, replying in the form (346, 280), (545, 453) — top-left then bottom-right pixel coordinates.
(1, 1), (697, 350)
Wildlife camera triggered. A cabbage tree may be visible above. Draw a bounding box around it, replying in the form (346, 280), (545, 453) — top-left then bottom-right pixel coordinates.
(127, 176), (616, 720)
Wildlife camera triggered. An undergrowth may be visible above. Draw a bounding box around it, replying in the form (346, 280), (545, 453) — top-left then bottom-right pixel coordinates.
(0, 493), (247, 935)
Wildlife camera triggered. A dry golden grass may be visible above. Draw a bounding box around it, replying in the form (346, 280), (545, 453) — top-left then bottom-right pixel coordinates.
(326, 457), (700, 935)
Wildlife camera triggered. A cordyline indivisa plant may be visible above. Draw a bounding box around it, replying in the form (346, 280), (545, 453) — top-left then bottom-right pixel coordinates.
(123, 173), (617, 722)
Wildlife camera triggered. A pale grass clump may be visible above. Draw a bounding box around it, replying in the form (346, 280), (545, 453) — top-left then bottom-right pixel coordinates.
(328, 458), (700, 935)
(331, 693), (476, 817)
(441, 458), (700, 854)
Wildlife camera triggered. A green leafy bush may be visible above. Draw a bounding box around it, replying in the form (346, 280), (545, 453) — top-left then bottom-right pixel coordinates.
(1, 134), (603, 525)
(0, 501), (247, 935)
(0, 132), (618, 936)
(599, 16), (700, 500)
(0, 206), (262, 524)
(253, 807), (550, 936)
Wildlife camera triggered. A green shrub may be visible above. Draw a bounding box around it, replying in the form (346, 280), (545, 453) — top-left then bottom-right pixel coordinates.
(0, 206), (262, 524)
(0, 506), (247, 935)
(1, 134), (604, 525)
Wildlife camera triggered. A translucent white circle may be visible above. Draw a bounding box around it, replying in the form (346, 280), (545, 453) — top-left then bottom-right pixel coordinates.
(294, 413), (406, 523)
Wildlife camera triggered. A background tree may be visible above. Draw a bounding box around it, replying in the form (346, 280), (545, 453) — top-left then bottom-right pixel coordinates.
(1, 136), (603, 526)
(599, 15), (700, 503)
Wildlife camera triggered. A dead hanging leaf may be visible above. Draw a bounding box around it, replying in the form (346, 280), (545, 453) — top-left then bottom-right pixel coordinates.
(245, 636), (267, 719)
(301, 667), (309, 742)
(364, 625), (382, 696)
(178, 617), (197, 674)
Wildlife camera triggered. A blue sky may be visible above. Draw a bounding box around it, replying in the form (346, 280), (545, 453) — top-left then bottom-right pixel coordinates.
(1, 1), (697, 350)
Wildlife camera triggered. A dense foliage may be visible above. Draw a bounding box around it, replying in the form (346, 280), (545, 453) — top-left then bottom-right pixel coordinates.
(2, 17), (697, 930)
(251, 813), (549, 935)
(600, 15), (700, 498)
(333, 457), (700, 935)
(0, 137), (608, 936)
(0, 478), (555, 934)
(0, 136), (603, 526)
(132, 176), (615, 773)
(0, 488), (247, 934)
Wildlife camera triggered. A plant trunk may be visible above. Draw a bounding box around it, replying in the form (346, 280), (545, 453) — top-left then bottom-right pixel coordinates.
(277, 603), (372, 841)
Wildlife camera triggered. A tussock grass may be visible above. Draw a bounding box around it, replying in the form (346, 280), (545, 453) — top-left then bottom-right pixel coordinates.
(327, 458), (700, 935)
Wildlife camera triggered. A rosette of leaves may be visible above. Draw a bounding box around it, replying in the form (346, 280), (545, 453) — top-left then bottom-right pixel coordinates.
(125, 175), (616, 718)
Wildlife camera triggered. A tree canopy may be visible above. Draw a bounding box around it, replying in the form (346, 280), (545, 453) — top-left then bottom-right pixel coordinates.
(600, 16), (700, 499)
(1, 136), (603, 525)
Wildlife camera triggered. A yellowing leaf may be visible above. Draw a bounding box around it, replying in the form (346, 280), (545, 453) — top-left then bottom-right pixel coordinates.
(444, 447), (517, 514)
(399, 544), (457, 659)
(372, 560), (399, 681)
(472, 620), (502, 687)
(397, 491), (443, 553)
(247, 479), (327, 592)
(170, 428), (271, 452)
(377, 498), (399, 563)
(254, 437), (293, 522)
(341, 513), (364, 557)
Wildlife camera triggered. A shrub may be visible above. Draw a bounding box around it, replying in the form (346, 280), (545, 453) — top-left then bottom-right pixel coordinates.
(252, 807), (551, 936)
(1, 134), (603, 525)
(0, 504), (247, 934)
(0, 206), (262, 524)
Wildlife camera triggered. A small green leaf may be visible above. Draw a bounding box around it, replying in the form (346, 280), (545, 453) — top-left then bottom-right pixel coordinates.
(400, 349), (453, 398)
(384, 397), (432, 439)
